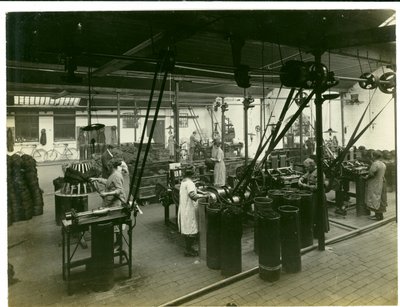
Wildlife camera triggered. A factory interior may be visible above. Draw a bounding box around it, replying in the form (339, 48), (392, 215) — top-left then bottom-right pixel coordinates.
(4, 5), (398, 306)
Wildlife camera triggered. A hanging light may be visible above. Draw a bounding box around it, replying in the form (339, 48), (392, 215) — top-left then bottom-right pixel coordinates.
(82, 66), (105, 132)
(82, 123), (105, 131)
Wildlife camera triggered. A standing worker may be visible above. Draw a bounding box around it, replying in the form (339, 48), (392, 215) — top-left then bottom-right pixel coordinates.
(189, 131), (198, 162)
(168, 131), (175, 160)
(211, 139), (226, 186)
(364, 150), (387, 221)
(90, 159), (127, 208)
(178, 166), (208, 257)
(101, 145), (114, 178)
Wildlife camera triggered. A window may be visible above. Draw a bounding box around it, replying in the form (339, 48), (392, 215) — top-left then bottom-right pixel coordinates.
(179, 112), (188, 128)
(15, 113), (39, 142)
(122, 112), (139, 128)
(54, 111), (76, 141)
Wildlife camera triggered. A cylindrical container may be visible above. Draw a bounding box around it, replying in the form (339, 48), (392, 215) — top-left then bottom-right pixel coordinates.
(206, 204), (222, 269)
(55, 193), (88, 225)
(281, 187), (299, 195)
(221, 206), (242, 277)
(284, 193), (308, 249)
(268, 189), (285, 211)
(89, 222), (114, 292)
(278, 205), (301, 273)
(197, 198), (207, 261)
(253, 197), (273, 254)
(296, 191), (314, 248)
(258, 210), (281, 282)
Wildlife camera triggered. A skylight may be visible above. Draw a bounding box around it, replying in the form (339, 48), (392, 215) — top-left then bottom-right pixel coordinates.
(379, 13), (396, 27)
(13, 96), (81, 107)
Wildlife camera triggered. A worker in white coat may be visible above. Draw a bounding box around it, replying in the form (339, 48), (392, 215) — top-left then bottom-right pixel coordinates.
(364, 150), (387, 220)
(211, 139), (226, 186)
(178, 166), (208, 257)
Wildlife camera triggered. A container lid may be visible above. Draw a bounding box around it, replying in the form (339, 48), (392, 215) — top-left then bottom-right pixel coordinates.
(283, 193), (301, 201)
(277, 205), (299, 213)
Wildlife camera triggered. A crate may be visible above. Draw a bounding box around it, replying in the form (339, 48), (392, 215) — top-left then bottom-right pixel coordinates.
(138, 185), (156, 201)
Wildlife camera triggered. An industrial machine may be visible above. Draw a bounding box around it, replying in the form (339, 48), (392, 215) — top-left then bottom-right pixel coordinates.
(62, 202), (141, 294)
(266, 167), (302, 187)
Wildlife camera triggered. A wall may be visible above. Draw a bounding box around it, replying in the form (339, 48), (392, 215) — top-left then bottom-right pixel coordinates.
(8, 72), (393, 160)
(256, 88), (343, 150)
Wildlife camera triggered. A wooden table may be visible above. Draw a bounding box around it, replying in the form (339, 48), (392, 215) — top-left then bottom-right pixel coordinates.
(61, 209), (133, 294)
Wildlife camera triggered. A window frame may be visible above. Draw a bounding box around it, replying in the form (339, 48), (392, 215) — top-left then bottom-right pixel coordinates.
(53, 110), (76, 141)
(15, 112), (39, 142)
(122, 112), (139, 128)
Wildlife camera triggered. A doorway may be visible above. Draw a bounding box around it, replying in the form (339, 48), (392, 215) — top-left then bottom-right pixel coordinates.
(147, 120), (165, 145)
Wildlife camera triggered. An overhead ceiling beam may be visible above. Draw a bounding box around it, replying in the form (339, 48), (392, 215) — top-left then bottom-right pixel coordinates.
(253, 25), (396, 56)
(92, 32), (166, 77)
(324, 25), (396, 50)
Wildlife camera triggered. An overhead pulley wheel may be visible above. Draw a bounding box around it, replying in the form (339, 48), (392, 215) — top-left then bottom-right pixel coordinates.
(378, 72), (396, 94)
(307, 62), (329, 89)
(294, 91), (308, 106)
(280, 60), (309, 88)
(235, 165), (246, 180)
(358, 72), (377, 90)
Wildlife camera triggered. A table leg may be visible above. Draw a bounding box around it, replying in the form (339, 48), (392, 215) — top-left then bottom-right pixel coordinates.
(67, 230), (71, 292)
(356, 177), (367, 216)
(128, 222), (132, 278)
(62, 227), (66, 280)
(118, 224), (123, 264)
(164, 204), (170, 226)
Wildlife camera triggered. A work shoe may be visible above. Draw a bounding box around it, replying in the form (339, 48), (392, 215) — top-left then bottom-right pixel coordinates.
(184, 250), (199, 257)
(335, 208), (347, 216)
(113, 242), (122, 253)
(368, 215), (383, 221)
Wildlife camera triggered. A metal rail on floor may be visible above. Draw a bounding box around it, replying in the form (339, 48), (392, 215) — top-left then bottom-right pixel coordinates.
(328, 219), (358, 230)
(158, 217), (395, 307)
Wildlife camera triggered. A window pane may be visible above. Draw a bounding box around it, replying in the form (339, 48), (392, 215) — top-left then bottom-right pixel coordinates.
(122, 114), (138, 128)
(54, 113), (76, 141)
(15, 113), (39, 142)
(179, 113), (188, 128)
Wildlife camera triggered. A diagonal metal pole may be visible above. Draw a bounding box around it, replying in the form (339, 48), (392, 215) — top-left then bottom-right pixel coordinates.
(332, 89), (377, 167)
(128, 63), (161, 201)
(233, 89), (314, 195)
(132, 67), (171, 201)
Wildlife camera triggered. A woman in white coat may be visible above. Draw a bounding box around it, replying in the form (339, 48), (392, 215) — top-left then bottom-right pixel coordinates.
(364, 150), (387, 220)
(211, 140), (226, 186)
(178, 166), (208, 257)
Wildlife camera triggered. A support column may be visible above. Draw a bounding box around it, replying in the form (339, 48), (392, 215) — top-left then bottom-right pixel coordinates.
(314, 53), (326, 251)
(134, 101), (137, 142)
(221, 98), (226, 153)
(260, 98), (264, 139)
(173, 81), (180, 162)
(243, 90), (249, 165)
(299, 110), (303, 162)
(210, 106), (214, 140)
(340, 92), (345, 147)
(117, 92), (121, 146)
(87, 67), (92, 127)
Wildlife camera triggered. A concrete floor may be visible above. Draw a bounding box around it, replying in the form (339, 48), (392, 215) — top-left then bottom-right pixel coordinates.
(6, 162), (398, 306)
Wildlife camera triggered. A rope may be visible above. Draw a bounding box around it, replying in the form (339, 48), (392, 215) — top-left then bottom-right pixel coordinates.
(357, 49), (364, 74)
